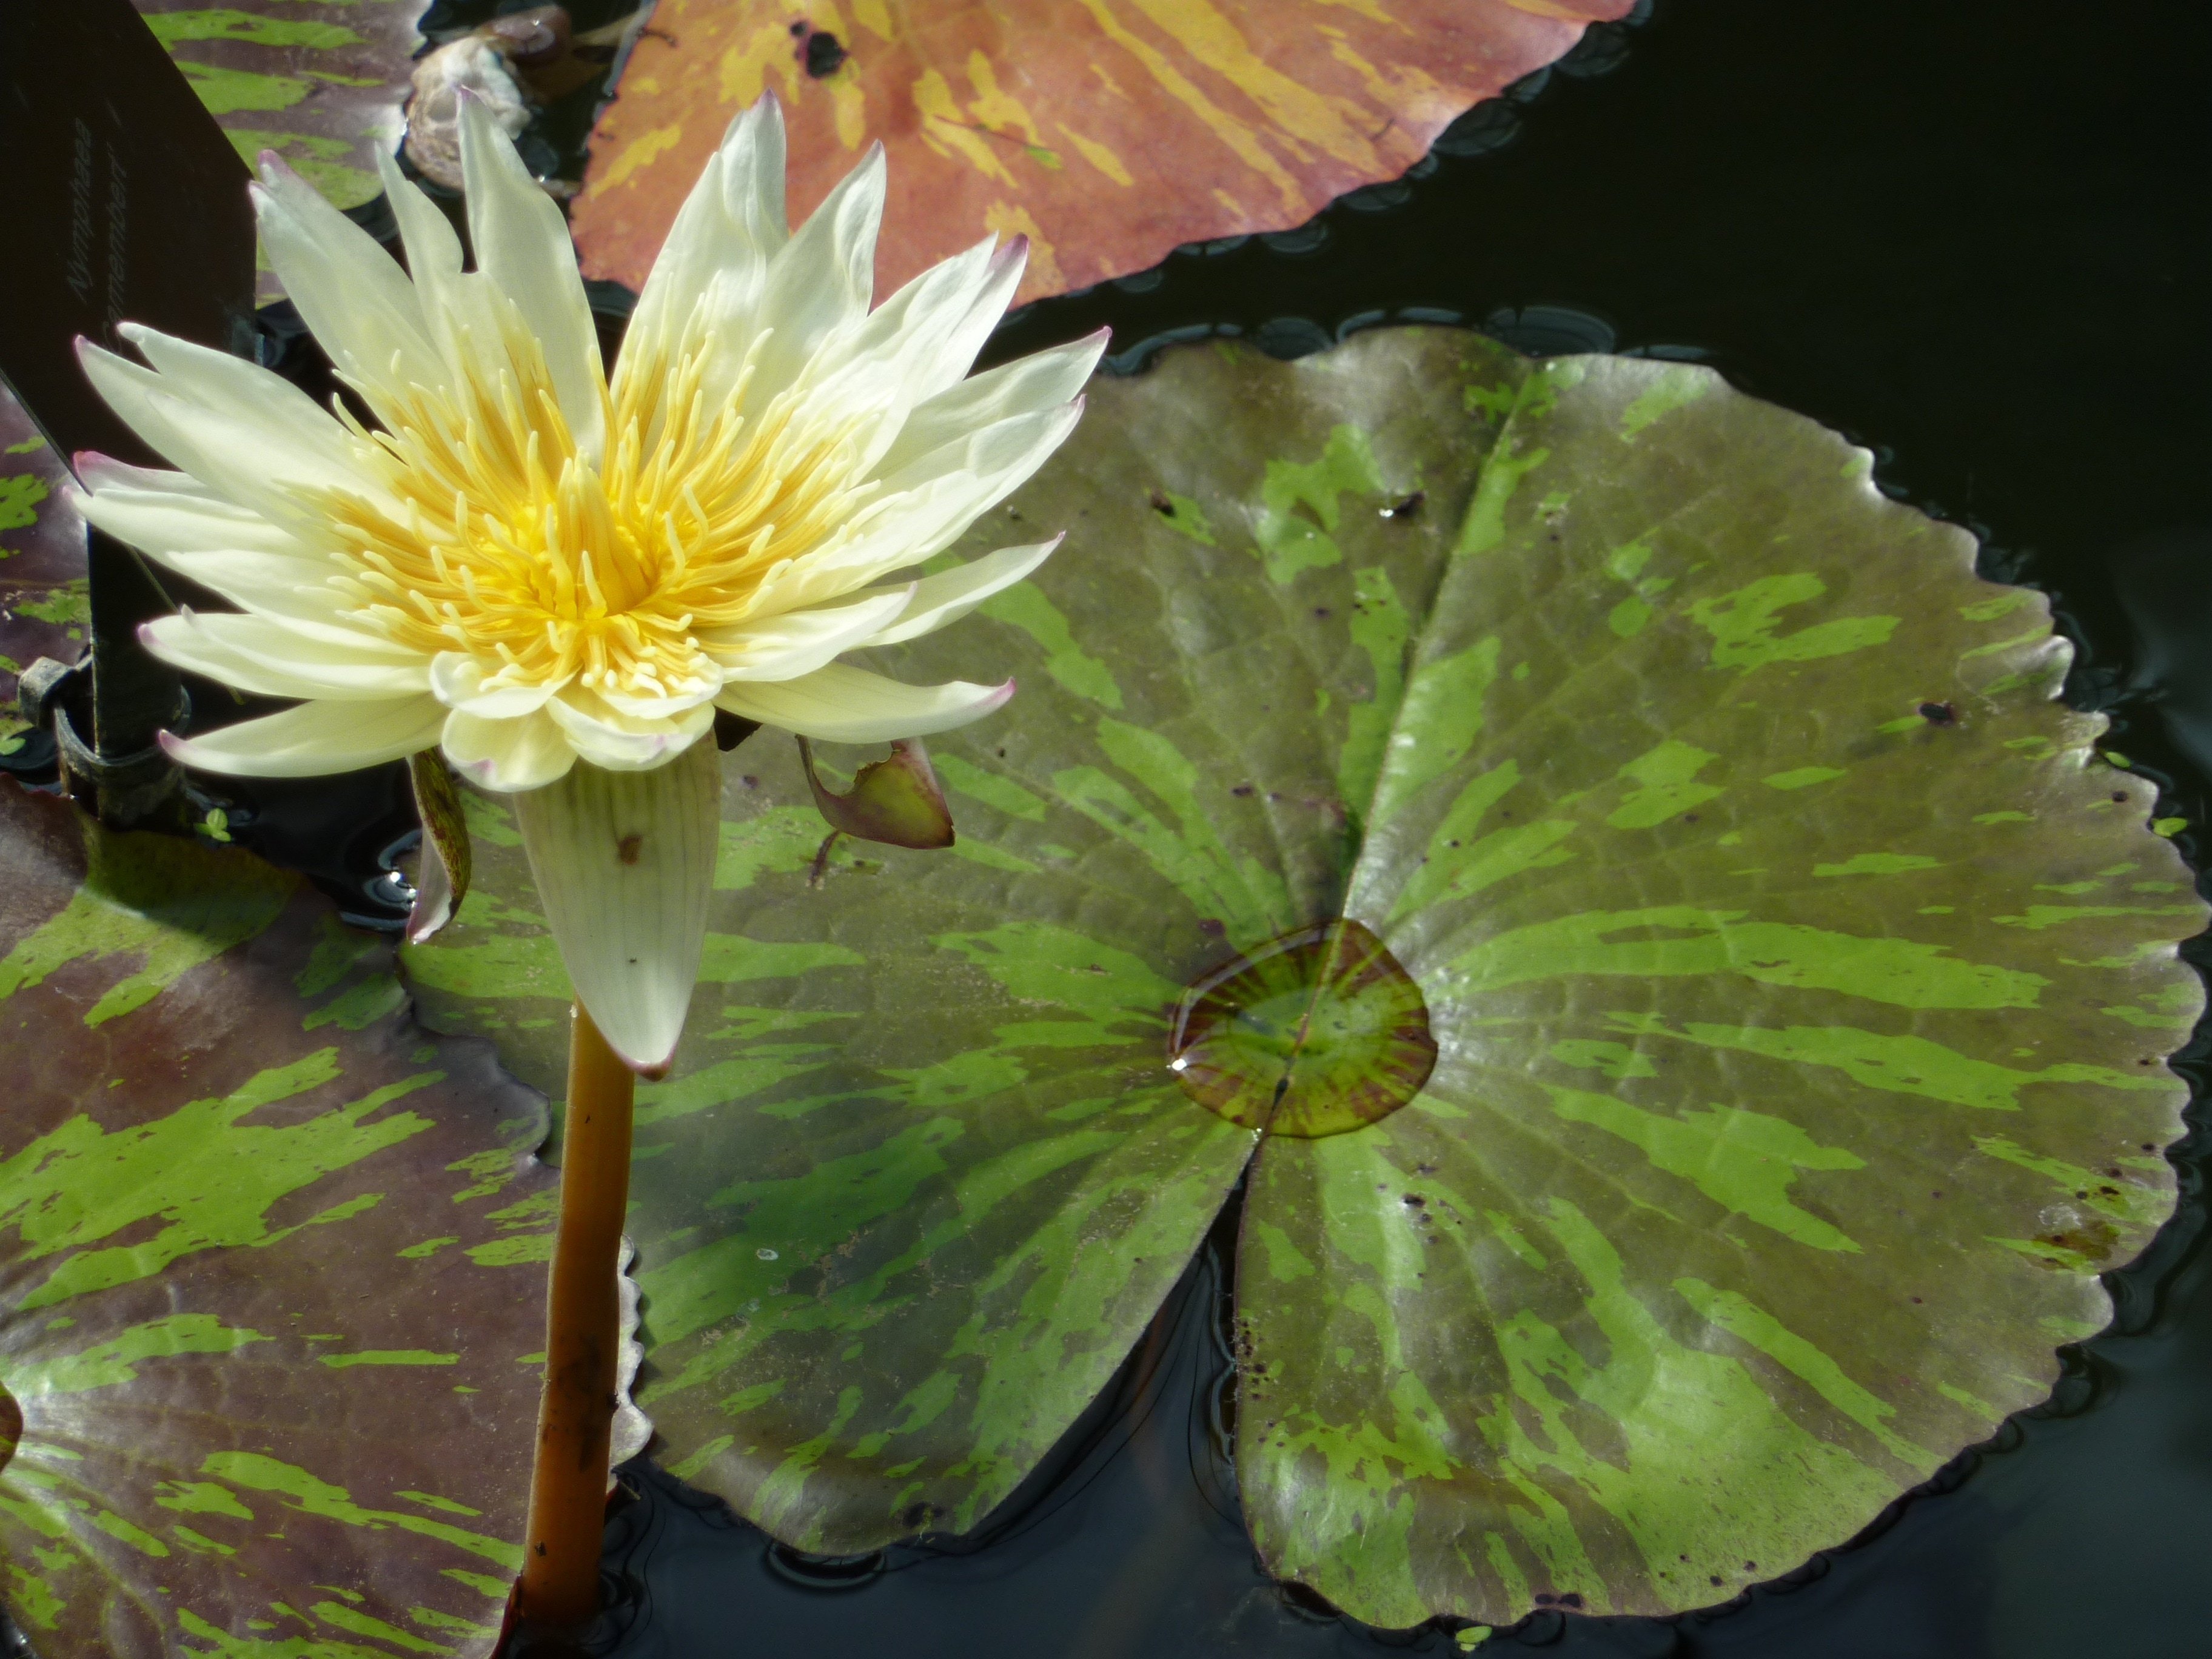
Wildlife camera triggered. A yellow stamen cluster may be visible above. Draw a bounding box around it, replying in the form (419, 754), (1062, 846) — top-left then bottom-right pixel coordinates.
(321, 317), (875, 703)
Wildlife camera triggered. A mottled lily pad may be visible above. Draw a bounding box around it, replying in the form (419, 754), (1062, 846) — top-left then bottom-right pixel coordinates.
(0, 780), (554, 1657)
(0, 382), (89, 721)
(407, 328), (2202, 1629)
(135, 1), (432, 300)
(572, 0), (1632, 307)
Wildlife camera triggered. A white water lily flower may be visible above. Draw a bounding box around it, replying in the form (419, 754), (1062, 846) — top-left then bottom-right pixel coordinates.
(74, 93), (1104, 1071)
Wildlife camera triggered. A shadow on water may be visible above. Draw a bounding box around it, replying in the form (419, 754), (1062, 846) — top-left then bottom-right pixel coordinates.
(106, 0), (2212, 1654)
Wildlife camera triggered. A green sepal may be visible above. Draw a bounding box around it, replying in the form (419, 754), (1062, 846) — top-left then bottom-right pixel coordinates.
(797, 737), (957, 851)
(406, 747), (472, 947)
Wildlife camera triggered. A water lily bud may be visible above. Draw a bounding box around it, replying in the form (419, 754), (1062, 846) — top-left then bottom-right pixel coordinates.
(798, 736), (956, 851)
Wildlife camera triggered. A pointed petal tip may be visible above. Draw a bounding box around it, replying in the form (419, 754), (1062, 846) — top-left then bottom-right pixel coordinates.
(253, 152), (307, 195)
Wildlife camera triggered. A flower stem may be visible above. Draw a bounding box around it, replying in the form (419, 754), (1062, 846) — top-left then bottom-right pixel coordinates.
(518, 1002), (634, 1629)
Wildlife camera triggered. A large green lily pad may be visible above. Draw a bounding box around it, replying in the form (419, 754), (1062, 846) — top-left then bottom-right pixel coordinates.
(0, 780), (554, 1657)
(406, 327), (2202, 1629)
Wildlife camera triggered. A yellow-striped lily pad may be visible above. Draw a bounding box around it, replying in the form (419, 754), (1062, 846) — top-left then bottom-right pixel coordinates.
(406, 327), (2202, 1629)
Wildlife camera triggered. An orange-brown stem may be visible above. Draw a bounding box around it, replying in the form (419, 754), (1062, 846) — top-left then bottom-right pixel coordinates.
(518, 1002), (634, 1629)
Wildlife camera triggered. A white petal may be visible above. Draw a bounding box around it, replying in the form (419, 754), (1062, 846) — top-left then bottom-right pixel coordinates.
(756, 401), (1084, 611)
(720, 93), (790, 256)
(142, 611), (426, 700)
(375, 147), (543, 421)
(85, 335), (363, 491)
(860, 539), (1061, 646)
(798, 235), (998, 406)
(589, 679), (726, 722)
(700, 586), (914, 682)
(458, 93), (605, 464)
(742, 145), (885, 412)
(131, 544), (396, 656)
(252, 155), (446, 407)
(430, 651), (565, 717)
(545, 689), (716, 771)
(857, 235), (1026, 414)
(767, 236), (1025, 484)
(617, 95), (786, 416)
(78, 345), (394, 531)
(930, 238), (1032, 387)
(870, 397), (1085, 513)
(155, 551), (365, 644)
(72, 455), (209, 495)
(874, 329), (1105, 480)
(76, 480), (317, 564)
(743, 242), (1004, 486)
(161, 695), (446, 777)
(376, 147), (469, 357)
(714, 662), (1014, 744)
(442, 705), (576, 791)
(512, 740), (722, 1071)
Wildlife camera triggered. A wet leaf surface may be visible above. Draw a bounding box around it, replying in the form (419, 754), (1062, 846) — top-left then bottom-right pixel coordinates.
(133, 0), (433, 299)
(571, 0), (1633, 306)
(407, 328), (2203, 1629)
(0, 780), (553, 1657)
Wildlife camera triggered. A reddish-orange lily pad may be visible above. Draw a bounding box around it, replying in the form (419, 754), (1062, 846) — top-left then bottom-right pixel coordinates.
(572, 0), (1634, 304)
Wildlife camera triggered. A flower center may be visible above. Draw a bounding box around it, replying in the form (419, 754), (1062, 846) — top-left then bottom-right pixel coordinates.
(320, 328), (871, 706)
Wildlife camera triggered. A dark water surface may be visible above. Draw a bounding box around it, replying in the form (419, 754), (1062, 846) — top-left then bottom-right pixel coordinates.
(565, 3), (2212, 1657)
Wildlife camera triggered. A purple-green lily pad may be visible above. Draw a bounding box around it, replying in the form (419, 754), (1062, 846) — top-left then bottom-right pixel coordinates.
(406, 327), (2202, 1629)
(134, 1), (431, 301)
(0, 381), (89, 725)
(0, 780), (554, 1657)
